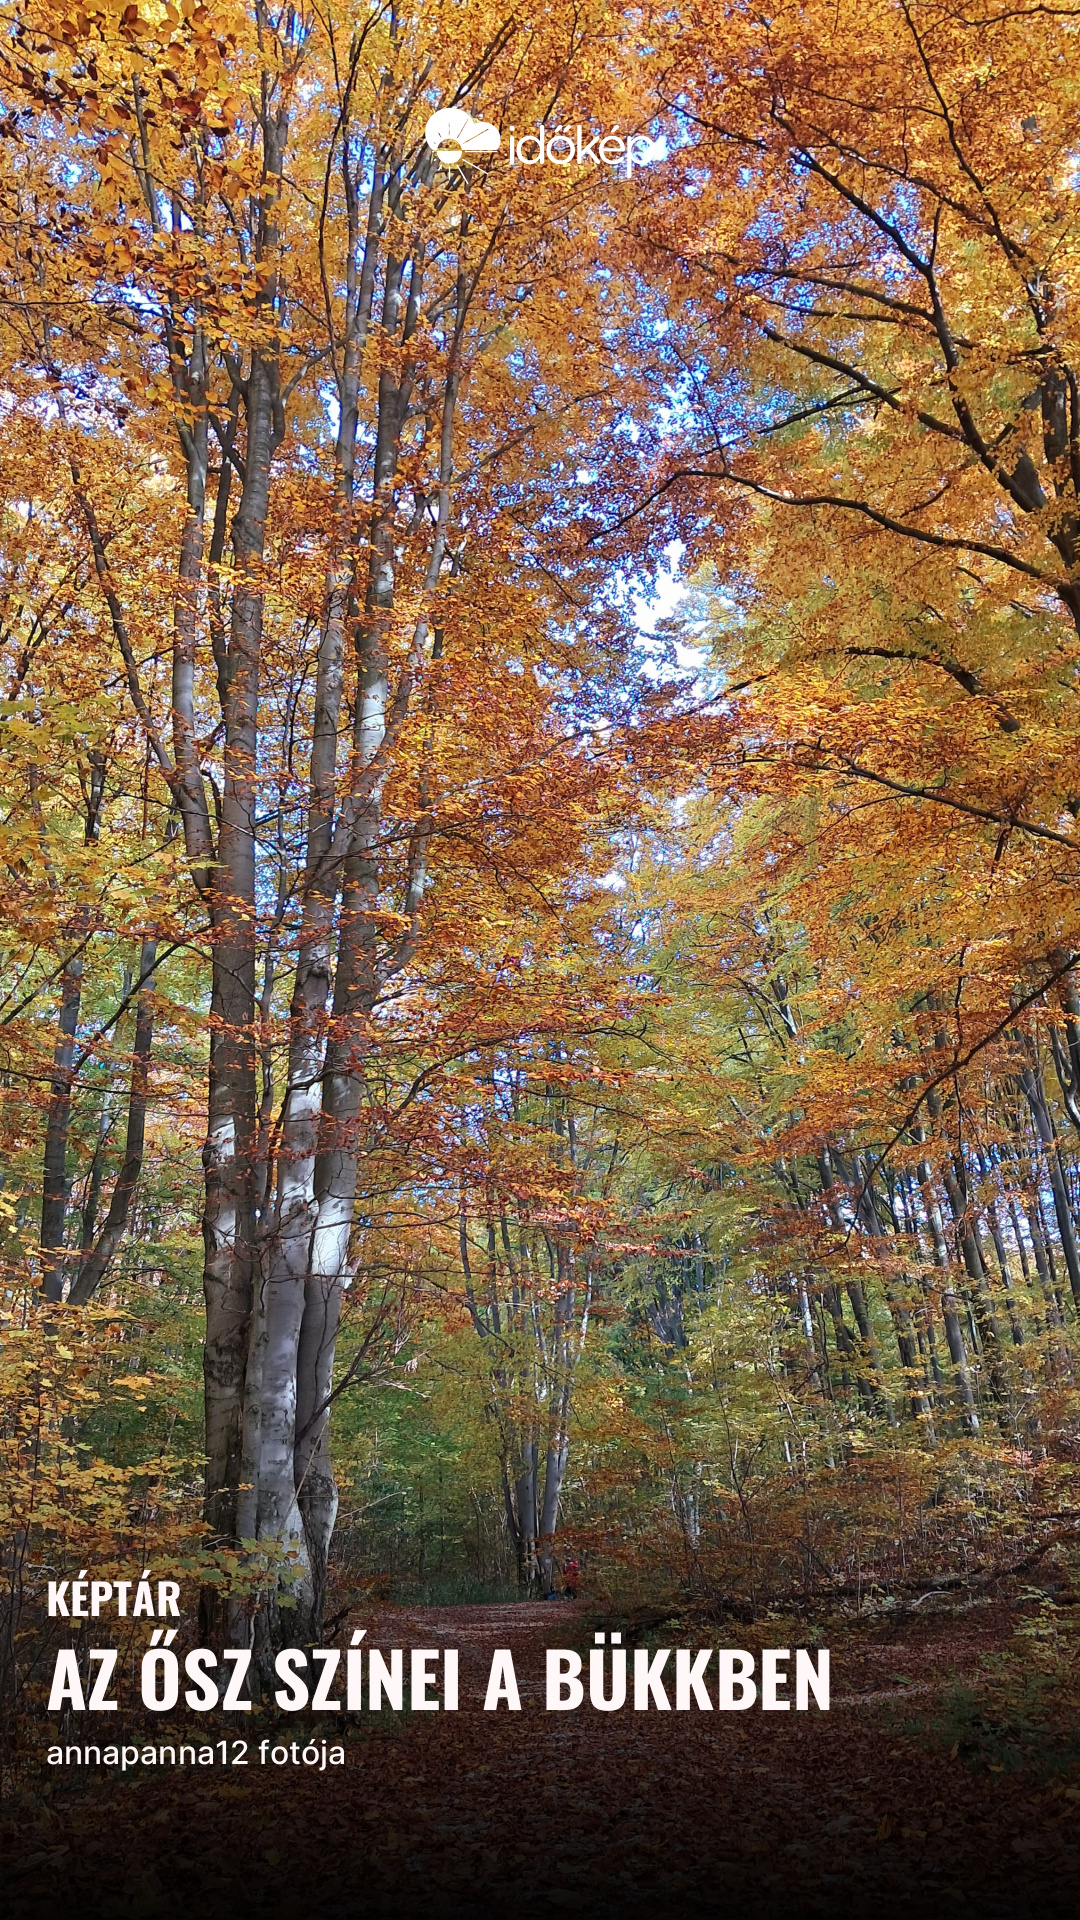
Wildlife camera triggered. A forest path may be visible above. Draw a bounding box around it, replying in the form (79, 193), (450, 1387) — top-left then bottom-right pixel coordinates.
(296, 1596), (1078, 1915)
(9, 1599), (1078, 1919)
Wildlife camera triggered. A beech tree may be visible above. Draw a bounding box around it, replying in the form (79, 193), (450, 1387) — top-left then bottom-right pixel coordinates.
(0, 0), (670, 1642)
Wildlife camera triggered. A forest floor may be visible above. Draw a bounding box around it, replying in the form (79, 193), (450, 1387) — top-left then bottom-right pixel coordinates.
(5, 1594), (1079, 1919)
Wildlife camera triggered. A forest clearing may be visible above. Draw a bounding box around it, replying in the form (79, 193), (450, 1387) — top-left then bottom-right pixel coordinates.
(2, 0), (1080, 1907)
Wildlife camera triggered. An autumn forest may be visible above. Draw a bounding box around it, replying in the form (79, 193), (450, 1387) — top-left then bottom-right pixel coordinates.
(4, 2), (1080, 1882)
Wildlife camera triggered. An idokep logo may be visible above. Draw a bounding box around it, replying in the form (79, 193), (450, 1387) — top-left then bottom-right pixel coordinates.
(507, 125), (660, 178)
(424, 108), (662, 179)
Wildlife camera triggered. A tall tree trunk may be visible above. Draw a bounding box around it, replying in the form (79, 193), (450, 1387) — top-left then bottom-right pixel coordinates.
(39, 756), (106, 1301)
(939, 1154), (1013, 1433)
(248, 137), (388, 1640)
(915, 1150), (979, 1433)
(205, 352), (278, 1558)
(1016, 1039), (1080, 1307)
(69, 938), (158, 1304)
(204, 87), (289, 1590)
(976, 1152), (1025, 1349)
(818, 1150), (891, 1418)
(39, 928), (87, 1304)
(853, 1161), (934, 1436)
(510, 1439), (540, 1590)
(290, 261), (457, 1634)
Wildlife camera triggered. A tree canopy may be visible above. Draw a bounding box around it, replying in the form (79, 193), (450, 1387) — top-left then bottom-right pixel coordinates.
(2, 0), (1080, 1689)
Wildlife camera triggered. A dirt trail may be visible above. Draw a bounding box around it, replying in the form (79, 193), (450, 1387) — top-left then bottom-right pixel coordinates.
(7, 1599), (1079, 1918)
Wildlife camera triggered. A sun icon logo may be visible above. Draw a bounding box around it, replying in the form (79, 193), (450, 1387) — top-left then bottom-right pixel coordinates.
(424, 108), (502, 167)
